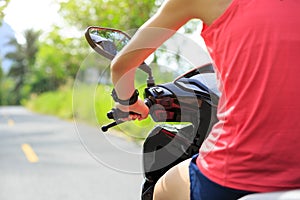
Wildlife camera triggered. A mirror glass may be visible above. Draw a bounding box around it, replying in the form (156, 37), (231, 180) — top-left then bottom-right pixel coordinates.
(87, 27), (131, 59)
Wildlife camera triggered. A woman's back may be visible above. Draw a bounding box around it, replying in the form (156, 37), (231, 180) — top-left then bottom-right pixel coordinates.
(197, 0), (300, 192)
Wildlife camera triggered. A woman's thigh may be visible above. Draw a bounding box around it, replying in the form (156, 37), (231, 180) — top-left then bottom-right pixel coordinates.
(153, 155), (254, 200)
(153, 158), (192, 200)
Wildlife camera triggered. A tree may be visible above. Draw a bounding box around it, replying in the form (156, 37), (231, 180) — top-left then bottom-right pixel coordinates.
(58, 0), (158, 31)
(31, 26), (87, 93)
(0, 0), (10, 25)
(0, 60), (3, 104)
(4, 29), (40, 104)
(32, 0), (160, 88)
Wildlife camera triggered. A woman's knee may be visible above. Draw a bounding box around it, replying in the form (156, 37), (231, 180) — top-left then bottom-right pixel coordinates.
(153, 158), (191, 200)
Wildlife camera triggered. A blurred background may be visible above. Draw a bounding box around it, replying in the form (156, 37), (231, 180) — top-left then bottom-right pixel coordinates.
(0, 0), (161, 108)
(0, 0), (207, 115)
(0, 0), (210, 199)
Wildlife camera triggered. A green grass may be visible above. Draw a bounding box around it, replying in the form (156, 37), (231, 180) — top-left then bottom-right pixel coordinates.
(25, 83), (156, 140)
(26, 89), (73, 119)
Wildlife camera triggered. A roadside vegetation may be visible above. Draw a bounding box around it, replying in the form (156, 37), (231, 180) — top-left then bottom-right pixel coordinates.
(0, 0), (202, 139)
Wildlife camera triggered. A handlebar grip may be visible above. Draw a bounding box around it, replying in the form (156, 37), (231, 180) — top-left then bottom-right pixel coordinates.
(102, 99), (153, 132)
(144, 98), (153, 108)
(107, 108), (140, 120)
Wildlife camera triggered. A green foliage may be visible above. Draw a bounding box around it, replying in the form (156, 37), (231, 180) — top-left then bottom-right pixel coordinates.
(182, 19), (201, 34)
(58, 0), (158, 30)
(4, 29), (41, 104)
(0, 0), (10, 24)
(26, 88), (73, 119)
(0, 77), (16, 105)
(32, 28), (85, 93)
(27, 83), (155, 139)
(2, 0), (159, 106)
(0, 63), (3, 105)
(5, 0), (202, 140)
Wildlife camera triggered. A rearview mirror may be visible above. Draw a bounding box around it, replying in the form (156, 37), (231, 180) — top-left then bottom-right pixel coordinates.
(85, 26), (155, 86)
(85, 26), (131, 60)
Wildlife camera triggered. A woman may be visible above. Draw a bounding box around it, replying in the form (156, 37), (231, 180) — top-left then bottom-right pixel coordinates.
(110, 0), (300, 199)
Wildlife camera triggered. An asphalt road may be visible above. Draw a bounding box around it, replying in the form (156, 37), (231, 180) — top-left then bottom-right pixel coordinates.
(0, 106), (144, 200)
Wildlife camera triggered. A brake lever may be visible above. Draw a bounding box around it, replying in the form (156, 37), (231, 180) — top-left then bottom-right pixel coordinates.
(101, 108), (140, 132)
(101, 119), (125, 132)
(107, 108), (138, 119)
(101, 99), (153, 132)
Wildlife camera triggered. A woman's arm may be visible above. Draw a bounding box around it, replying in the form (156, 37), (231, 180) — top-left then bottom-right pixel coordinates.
(110, 0), (200, 97)
(110, 0), (226, 119)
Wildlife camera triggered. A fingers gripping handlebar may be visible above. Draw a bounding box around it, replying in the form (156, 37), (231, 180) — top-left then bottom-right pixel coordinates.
(101, 83), (206, 132)
(101, 99), (152, 132)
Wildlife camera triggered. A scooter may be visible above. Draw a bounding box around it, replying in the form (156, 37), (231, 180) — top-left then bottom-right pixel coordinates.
(84, 26), (300, 200)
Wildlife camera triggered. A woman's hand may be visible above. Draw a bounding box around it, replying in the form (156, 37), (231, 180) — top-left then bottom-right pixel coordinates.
(115, 97), (149, 121)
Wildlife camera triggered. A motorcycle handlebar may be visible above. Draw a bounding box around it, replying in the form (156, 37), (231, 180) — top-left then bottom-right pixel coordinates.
(101, 98), (153, 132)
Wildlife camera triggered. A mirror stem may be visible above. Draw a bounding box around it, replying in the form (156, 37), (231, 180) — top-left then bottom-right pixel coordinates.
(139, 63), (155, 87)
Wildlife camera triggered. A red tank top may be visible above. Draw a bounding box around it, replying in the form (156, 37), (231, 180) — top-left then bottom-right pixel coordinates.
(197, 0), (300, 192)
